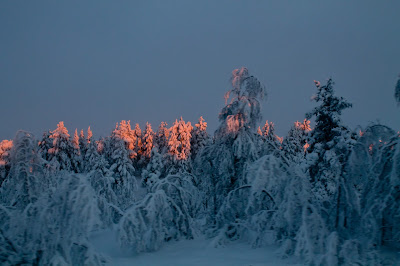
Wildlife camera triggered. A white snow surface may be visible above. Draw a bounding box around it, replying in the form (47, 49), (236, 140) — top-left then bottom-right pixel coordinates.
(91, 230), (303, 266)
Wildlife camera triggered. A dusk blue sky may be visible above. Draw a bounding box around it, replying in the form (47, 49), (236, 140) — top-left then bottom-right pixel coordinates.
(1, 1), (399, 140)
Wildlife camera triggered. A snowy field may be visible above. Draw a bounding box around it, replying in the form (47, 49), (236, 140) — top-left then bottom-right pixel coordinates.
(92, 231), (302, 266)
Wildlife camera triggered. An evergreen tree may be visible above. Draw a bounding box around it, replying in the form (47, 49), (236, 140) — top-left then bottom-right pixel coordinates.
(48, 121), (77, 172)
(84, 141), (108, 175)
(109, 138), (137, 209)
(0, 131), (47, 210)
(87, 126), (93, 144)
(133, 123), (143, 161)
(259, 120), (282, 155)
(141, 147), (165, 187)
(113, 120), (138, 160)
(141, 122), (154, 162)
(38, 131), (52, 161)
(155, 121), (169, 154)
(305, 79), (354, 232)
(79, 129), (86, 152)
(71, 129), (82, 172)
(84, 140), (123, 226)
(0, 139), (13, 185)
(190, 116), (210, 160)
(282, 119), (311, 162)
(168, 117), (193, 162)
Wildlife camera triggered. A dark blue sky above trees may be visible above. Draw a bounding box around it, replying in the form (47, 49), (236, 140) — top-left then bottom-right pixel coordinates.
(0, 1), (399, 140)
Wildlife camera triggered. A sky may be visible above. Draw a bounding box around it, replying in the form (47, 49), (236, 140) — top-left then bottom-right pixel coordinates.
(1, 1), (399, 140)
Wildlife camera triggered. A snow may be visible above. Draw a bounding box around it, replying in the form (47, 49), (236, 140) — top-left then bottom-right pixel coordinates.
(91, 231), (302, 266)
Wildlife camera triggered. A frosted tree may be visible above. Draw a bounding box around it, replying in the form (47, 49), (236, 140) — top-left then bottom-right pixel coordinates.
(141, 122), (154, 162)
(113, 120), (138, 159)
(2, 174), (104, 265)
(84, 141), (107, 175)
(217, 67), (265, 137)
(119, 172), (200, 253)
(259, 120), (282, 156)
(79, 129), (86, 151)
(282, 119), (311, 162)
(190, 116), (210, 160)
(71, 129), (82, 172)
(155, 121), (170, 154)
(133, 123), (143, 162)
(0, 139), (13, 185)
(168, 117), (193, 162)
(305, 79), (356, 241)
(195, 67), (266, 225)
(83, 141), (123, 226)
(38, 130), (52, 161)
(48, 121), (77, 172)
(211, 154), (286, 246)
(306, 79), (353, 181)
(72, 129), (80, 150)
(87, 126), (93, 143)
(350, 124), (400, 250)
(109, 138), (137, 209)
(0, 131), (47, 210)
(141, 147), (165, 187)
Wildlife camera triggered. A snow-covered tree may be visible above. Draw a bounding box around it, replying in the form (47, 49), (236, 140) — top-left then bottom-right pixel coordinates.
(109, 138), (137, 209)
(0, 139), (13, 185)
(141, 147), (165, 187)
(0, 131), (47, 210)
(134, 123), (143, 161)
(304, 79), (360, 261)
(79, 129), (86, 153)
(155, 121), (169, 154)
(306, 79), (353, 206)
(168, 117), (193, 162)
(84, 141), (107, 174)
(113, 120), (138, 160)
(119, 172), (199, 253)
(141, 122), (154, 162)
(71, 129), (82, 172)
(190, 116), (210, 160)
(349, 124), (400, 250)
(258, 120), (282, 156)
(211, 154), (286, 246)
(38, 131), (52, 162)
(217, 67), (265, 137)
(282, 119), (311, 162)
(2, 174), (104, 265)
(48, 121), (77, 172)
(87, 126), (93, 143)
(195, 67), (266, 226)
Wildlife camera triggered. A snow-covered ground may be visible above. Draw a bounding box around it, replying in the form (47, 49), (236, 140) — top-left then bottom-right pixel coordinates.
(91, 230), (303, 266)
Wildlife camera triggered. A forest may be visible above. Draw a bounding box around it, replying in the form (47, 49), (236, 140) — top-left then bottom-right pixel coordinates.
(0, 67), (399, 265)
